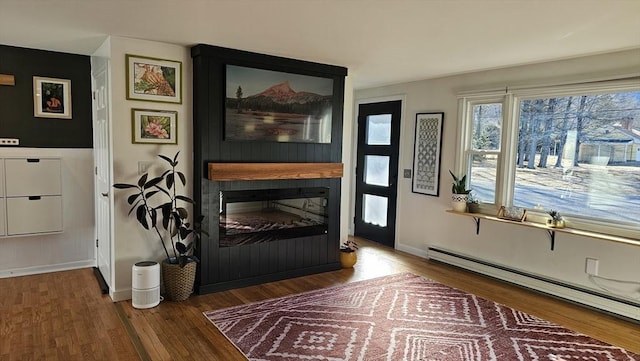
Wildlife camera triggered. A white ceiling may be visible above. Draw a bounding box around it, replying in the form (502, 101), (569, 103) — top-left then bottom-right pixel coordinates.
(1, 0), (639, 89)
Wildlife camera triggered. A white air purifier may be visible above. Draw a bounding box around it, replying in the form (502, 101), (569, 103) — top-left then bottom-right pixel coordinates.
(132, 261), (160, 309)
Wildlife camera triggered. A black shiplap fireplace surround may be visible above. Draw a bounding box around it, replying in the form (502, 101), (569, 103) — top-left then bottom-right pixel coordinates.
(191, 44), (347, 293)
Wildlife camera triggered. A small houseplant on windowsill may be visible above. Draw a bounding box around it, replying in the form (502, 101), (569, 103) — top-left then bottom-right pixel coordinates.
(339, 239), (358, 268)
(113, 151), (207, 301)
(466, 192), (480, 213)
(450, 170), (471, 212)
(547, 210), (565, 228)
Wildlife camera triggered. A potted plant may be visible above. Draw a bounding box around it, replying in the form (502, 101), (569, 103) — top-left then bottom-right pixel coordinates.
(339, 239), (358, 268)
(113, 151), (207, 301)
(547, 210), (565, 228)
(466, 191), (480, 213)
(449, 170), (471, 212)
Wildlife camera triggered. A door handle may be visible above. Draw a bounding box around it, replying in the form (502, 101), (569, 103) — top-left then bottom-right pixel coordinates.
(101, 192), (109, 197)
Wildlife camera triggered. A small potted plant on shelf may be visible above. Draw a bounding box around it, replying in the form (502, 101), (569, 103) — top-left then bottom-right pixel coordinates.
(449, 170), (471, 212)
(547, 210), (565, 228)
(466, 192), (480, 213)
(113, 151), (207, 301)
(339, 239), (358, 268)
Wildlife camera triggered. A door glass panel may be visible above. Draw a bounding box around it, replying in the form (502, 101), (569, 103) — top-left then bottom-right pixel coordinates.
(364, 155), (389, 186)
(363, 194), (388, 227)
(366, 114), (391, 145)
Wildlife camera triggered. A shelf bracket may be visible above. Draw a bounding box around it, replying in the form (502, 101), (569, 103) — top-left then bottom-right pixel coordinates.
(546, 230), (556, 250)
(472, 217), (481, 235)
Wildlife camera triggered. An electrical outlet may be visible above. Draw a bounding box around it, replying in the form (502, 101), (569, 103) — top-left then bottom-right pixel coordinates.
(138, 161), (154, 175)
(403, 169), (412, 178)
(0, 138), (19, 146)
(585, 258), (599, 276)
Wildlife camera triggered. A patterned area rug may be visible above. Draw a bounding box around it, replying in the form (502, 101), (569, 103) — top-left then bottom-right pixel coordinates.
(204, 273), (638, 360)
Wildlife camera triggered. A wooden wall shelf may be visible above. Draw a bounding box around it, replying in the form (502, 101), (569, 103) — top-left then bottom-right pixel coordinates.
(208, 162), (344, 181)
(446, 210), (640, 250)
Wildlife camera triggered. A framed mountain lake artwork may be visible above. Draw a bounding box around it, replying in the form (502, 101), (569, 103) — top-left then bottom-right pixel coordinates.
(33, 76), (72, 119)
(225, 64), (333, 143)
(126, 54), (182, 104)
(131, 108), (178, 144)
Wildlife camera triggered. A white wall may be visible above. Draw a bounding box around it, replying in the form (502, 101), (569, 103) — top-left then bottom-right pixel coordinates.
(0, 148), (95, 277)
(108, 37), (192, 301)
(353, 49), (640, 308)
(105, 37), (356, 301)
(340, 74), (354, 243)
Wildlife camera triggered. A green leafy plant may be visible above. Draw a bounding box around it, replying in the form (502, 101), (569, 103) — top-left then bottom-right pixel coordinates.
(113, 152), (207, 267)
(548, 210), (563, 222)
(466, 191), (479, 204)
(449, 170), (471, 194)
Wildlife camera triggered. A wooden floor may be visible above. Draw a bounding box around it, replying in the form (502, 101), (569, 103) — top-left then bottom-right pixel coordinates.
(1, 238), (639, 360)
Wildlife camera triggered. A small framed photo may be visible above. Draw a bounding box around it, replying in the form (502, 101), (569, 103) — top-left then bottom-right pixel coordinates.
(33, 76), (72, 119)
(126, 54), (182, 104)
(131, 108), (178, 144)
(412, 112), (444, 196)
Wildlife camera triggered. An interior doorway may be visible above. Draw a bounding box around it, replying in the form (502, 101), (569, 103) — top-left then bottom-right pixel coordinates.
(91, 56), (113, 295)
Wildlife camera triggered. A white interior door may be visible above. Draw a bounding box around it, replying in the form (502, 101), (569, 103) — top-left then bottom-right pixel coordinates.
(91, 56), (113, 292)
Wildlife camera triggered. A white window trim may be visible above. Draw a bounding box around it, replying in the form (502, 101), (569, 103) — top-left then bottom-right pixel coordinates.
(456, 78), (640, 239)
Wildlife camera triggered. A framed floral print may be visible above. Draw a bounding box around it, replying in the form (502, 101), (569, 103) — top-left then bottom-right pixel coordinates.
(126, 54), (182, 104)
(131, 108), (178, 144)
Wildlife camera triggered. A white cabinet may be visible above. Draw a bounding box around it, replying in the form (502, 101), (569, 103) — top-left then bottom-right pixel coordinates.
(2, 158), (63, 236)
(0, 198), (5, 236)
(5, 158), (62, 197)
(6, 197), (63, 235)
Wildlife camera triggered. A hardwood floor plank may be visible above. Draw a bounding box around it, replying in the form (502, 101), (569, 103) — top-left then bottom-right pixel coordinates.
(0, 269), (140, 361)
(2, 237), (638, 360)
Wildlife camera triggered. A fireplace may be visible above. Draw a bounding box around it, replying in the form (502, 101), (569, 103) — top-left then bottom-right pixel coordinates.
(219, 187), (329, 247)
(192, 44), (347, 294)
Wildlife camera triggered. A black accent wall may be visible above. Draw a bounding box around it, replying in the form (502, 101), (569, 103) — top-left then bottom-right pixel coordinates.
(0, 45), (92, 148)
(191, 44), (348, 293)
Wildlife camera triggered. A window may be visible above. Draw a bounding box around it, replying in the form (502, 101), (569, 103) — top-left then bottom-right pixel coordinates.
(458, 80), (640, 232)
(467, 102), (503, 204)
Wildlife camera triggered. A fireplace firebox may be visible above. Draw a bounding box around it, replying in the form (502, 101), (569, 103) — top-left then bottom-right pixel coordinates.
(219, 187), (329, 247)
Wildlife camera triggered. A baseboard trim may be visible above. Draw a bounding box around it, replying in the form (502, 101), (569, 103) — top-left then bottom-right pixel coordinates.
(427, 247), (640, 322)
(0, 260), (96, 279)
(396, 242), (428, 258)
(111, 288), (132, 302)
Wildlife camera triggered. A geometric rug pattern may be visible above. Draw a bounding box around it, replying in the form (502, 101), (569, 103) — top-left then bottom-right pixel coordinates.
(204, 273), (639, 360)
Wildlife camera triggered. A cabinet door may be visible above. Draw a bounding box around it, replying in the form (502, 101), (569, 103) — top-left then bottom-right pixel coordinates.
(6, 196), (63, 235)
(0, 198), (5, 236)
(5, 158), (62, 196)
(0, 159), (4, 197)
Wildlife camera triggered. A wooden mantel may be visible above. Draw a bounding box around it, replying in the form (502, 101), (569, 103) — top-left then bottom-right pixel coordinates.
(208, 162), (344, 181)
(0, 74), (16, 86)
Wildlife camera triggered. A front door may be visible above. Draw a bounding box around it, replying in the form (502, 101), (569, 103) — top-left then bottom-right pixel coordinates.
(91, 56), (112, 292)
(354, 100), (401, 247)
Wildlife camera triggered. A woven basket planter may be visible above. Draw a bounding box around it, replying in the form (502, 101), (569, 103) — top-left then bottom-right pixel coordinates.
(162, 259), (196, 301)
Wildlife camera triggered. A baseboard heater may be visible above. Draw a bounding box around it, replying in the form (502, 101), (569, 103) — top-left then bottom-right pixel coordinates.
(427, 247), (640, 323)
